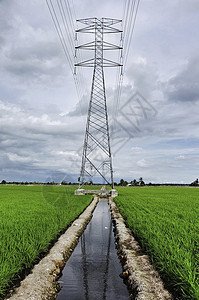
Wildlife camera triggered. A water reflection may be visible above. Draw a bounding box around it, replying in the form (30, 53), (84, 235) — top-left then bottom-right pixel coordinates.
(57, 199), (129, 300)
(81, 234), (89, 300)
(102, 218), (112, 299)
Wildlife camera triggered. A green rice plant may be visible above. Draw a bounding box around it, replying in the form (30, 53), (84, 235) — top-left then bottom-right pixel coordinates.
(115, 187), (199, 299)
(0, 185), (92, 297)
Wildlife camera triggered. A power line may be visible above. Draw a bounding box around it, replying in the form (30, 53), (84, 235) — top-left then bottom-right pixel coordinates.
(46, 0), (141, 121)
(57, 0), (75, 55)
(112, 0), (140, 125)
(46, 0), (74, 73)
(46, 0), (86, 115)
(123, 0), (140, 70)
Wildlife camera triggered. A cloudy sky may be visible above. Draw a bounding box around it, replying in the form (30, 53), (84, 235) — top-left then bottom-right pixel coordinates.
(0, 0), (199, 184)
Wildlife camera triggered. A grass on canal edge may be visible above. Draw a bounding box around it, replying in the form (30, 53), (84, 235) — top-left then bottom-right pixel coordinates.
(0, 185), (93, 297)
(115, 187), (199, 299)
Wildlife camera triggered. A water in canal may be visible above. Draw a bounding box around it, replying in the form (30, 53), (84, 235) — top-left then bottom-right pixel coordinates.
(56, 198), (129, 300)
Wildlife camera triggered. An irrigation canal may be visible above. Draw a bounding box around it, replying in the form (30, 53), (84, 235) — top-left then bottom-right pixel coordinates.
(56, 198), (129, 299)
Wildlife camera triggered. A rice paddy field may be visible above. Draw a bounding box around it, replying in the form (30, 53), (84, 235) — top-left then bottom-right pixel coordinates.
(115, 186), (199, 299)
(0, 185), (92, 297)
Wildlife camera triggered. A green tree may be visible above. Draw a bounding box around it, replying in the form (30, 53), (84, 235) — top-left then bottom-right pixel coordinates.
(1, 180), (6, 184)
(139, 177), (145, 186)
(119, 179), (128, 186)
(119, 179), (124, 186)
(61, 180), (67, 185)
(190, 178), (199, 186)
(131, 179), (138, 186)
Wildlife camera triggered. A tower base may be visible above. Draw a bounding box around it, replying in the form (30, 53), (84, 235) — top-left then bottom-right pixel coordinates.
(74, 188), (118, 197)
(110, 189), (118, 198)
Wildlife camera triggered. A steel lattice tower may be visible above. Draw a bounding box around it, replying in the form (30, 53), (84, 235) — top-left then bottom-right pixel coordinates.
(75, 18), (122, 188)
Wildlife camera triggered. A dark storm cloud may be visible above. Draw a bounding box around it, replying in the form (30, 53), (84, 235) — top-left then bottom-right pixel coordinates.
(166, 54), (199, 102)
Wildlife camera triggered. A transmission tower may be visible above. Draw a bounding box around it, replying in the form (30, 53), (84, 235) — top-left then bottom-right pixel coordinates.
(75, 18), (123, 188)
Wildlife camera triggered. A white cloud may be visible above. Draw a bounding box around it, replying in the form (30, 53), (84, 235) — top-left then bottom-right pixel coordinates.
(136, 159), (147, 168)
(131, 146), (143, 152)
(175, 155), (185, 160)
(7, 153), (34, 163)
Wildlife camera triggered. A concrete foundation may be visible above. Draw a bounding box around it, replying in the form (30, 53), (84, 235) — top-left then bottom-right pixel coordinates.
(75, 187), (118, 197)
(74, 189), (85, 195)
(110, 189), (118, 197)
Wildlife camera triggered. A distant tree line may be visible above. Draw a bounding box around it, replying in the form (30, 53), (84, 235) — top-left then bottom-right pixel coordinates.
(0, 179), (92, 185)
(0, 180), (43, 185)
(1, 178), (199, 186)
(0, 180), (65, 185)
(116, 177), (199, 187)
(190, 178), (199, 186)
(116, 177), (145, 186)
